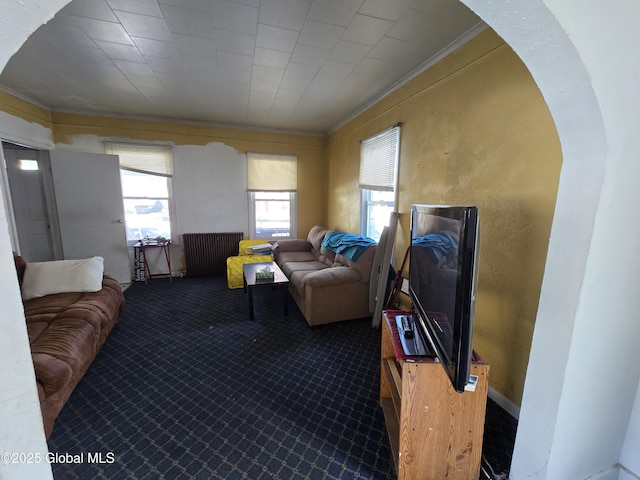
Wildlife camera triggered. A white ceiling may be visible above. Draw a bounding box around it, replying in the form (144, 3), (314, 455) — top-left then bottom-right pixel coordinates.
(0, 0), (483, 134)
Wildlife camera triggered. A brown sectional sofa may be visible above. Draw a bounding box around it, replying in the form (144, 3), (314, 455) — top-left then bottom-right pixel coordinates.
(272, 225), (377, 326)
(13, 253), (125, 438)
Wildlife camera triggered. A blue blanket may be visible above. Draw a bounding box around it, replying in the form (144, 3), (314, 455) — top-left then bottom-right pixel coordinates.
(412, 232), (458, 262)
(321, 232), (376, 262)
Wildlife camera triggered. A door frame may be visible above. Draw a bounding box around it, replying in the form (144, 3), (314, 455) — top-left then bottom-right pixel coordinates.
(0, 140), (63, 259)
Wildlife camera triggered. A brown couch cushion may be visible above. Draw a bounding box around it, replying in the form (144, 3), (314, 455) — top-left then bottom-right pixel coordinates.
(21, 270), (124, 437)
(307, 225), (329, 254)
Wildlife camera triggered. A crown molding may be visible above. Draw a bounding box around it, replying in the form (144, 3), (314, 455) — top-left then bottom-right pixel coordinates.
(328, 22), (489, 135)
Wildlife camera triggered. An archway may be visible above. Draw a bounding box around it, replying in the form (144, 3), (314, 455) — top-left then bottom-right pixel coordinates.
(0, 1), (612, 479)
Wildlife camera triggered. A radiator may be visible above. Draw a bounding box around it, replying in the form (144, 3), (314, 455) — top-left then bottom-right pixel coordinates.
(183, 232), (244, 277)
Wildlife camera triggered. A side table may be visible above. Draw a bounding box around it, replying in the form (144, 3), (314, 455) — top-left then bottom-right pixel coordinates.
(134, 238), (172, 283)
(242, 262), (289, 320)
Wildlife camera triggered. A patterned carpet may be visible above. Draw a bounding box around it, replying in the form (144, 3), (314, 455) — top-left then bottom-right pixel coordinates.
(46, 276), (516, 479)
(47, 276), (396, 479)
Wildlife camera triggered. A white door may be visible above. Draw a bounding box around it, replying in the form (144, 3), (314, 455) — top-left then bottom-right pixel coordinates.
(3, 145), (54, 261)
(49, 151), (130, 284)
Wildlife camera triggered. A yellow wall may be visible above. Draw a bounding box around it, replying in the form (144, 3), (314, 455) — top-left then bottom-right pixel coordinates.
(0, 90), (52, 128)
(51, 113), (327, 238)
(327, 29), (562, 406)
(0, 94), (327, 238)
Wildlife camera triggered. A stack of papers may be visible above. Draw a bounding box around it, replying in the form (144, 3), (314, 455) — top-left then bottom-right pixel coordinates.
(249, 243), (272, 254)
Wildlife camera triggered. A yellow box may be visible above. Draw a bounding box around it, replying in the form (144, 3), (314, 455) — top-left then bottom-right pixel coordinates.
(238, 239), (270, 256)
(226, 254), (274, 289)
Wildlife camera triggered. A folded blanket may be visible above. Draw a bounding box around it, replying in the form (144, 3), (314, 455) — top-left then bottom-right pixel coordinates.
(412, 232), (458, 262)
(321, 231), (376, 262)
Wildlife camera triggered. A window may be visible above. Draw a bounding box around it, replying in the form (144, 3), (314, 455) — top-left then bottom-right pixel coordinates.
(105, 143), (173, 244)
(18, 159), (39, 171)
(359, 124), (401, 241)
(247, 153), (297, 240)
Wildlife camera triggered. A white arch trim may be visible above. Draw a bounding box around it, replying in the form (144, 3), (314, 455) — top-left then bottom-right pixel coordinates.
(458, 1), (609, 478)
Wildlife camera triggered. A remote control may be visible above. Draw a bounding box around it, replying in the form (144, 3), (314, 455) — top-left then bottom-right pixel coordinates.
(400, 315), (414, 339)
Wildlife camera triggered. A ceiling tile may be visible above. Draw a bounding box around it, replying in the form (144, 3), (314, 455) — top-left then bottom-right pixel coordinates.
(158, 0), (210, 13)
(146, 57), (184, 74)
(358, 0), (415, 22)
(32, 23), (96, 48)
(62, 0), (119, 22)
(341, 14), (393, 46)
(74, 16), (134, 44)
(114, 10), (173, 42)
(107, 0), (163, 17)
(161, 4), (214, 38)
(316, 60), (354, 80)
(181, 54), (219, 74)
(220, 81), (251, 97)
(254, 47), (291, 69)
(213, 28), (255, 56)
(274, 87), (304, 105)
(133, 37), (180, 60)
(352, 56), (394, 77)
(249, 90), (275, 109)
(298, 20), (345, 50)
(368, 36), (421, 65)
(85, 62), (129, 79)
(252, 65), (285, 83)
(290, 44), (329, 67)
(306, 0), (361, 27)
(328, 41), (371, 65)
(284, 62), (318, 81)
(95, 40), (146, 63)
(259, 0), (310, 31)
(171, 34), (217, 58)
(124, 73), (162, 88)
(281, 63), (317, 91)
(61, 44), (113, 65)
(251, 78), (280, 94)
(114, 59), (156, 76)
(255, 24), (299, 52)
(96, 76), (137, 90)
(217, 51), (253, 71)
(212, 1), (259, 34)
(219, 68), (252, 84)
(233, 0), (260, 7)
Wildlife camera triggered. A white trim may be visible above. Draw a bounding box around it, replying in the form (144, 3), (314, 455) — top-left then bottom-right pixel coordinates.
(0, 84), (51, 112)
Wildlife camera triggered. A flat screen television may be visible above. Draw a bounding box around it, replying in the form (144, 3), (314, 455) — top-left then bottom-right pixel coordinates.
(409, 204), (480, 393)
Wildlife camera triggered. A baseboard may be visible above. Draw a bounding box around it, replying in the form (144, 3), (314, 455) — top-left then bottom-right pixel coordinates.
(488, 386), (520, 420)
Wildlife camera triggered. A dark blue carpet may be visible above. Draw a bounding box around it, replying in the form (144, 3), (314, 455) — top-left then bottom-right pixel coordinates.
(47, 276), (395, 479)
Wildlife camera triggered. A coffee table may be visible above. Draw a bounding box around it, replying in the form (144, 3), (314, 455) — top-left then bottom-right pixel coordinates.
(242, 262), (289, 321)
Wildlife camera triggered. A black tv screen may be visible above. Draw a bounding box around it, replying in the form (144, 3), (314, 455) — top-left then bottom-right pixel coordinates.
(409, 204), (479, 393)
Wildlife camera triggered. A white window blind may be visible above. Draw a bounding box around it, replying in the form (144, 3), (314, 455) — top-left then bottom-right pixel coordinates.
(247, 153), (297, 191)
(105, 142), (173, 177)
(359, 125), (401, 191)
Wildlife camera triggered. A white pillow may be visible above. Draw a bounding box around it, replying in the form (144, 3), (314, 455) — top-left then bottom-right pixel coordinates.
(21, 256), (105, 301)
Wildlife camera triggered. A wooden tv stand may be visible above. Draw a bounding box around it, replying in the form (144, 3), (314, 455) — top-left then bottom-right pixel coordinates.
(380, 310), (489, 479)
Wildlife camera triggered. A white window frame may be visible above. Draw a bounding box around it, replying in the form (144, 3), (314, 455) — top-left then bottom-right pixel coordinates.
(247, 153), (298, 240)
(359, 124), (401, 240)
(105, 142), (175, 246)
(361, 189), (396, 242)
(248, 191), (297, 240)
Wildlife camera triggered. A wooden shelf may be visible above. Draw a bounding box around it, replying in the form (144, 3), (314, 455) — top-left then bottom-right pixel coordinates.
(380, 310), (490, 479)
